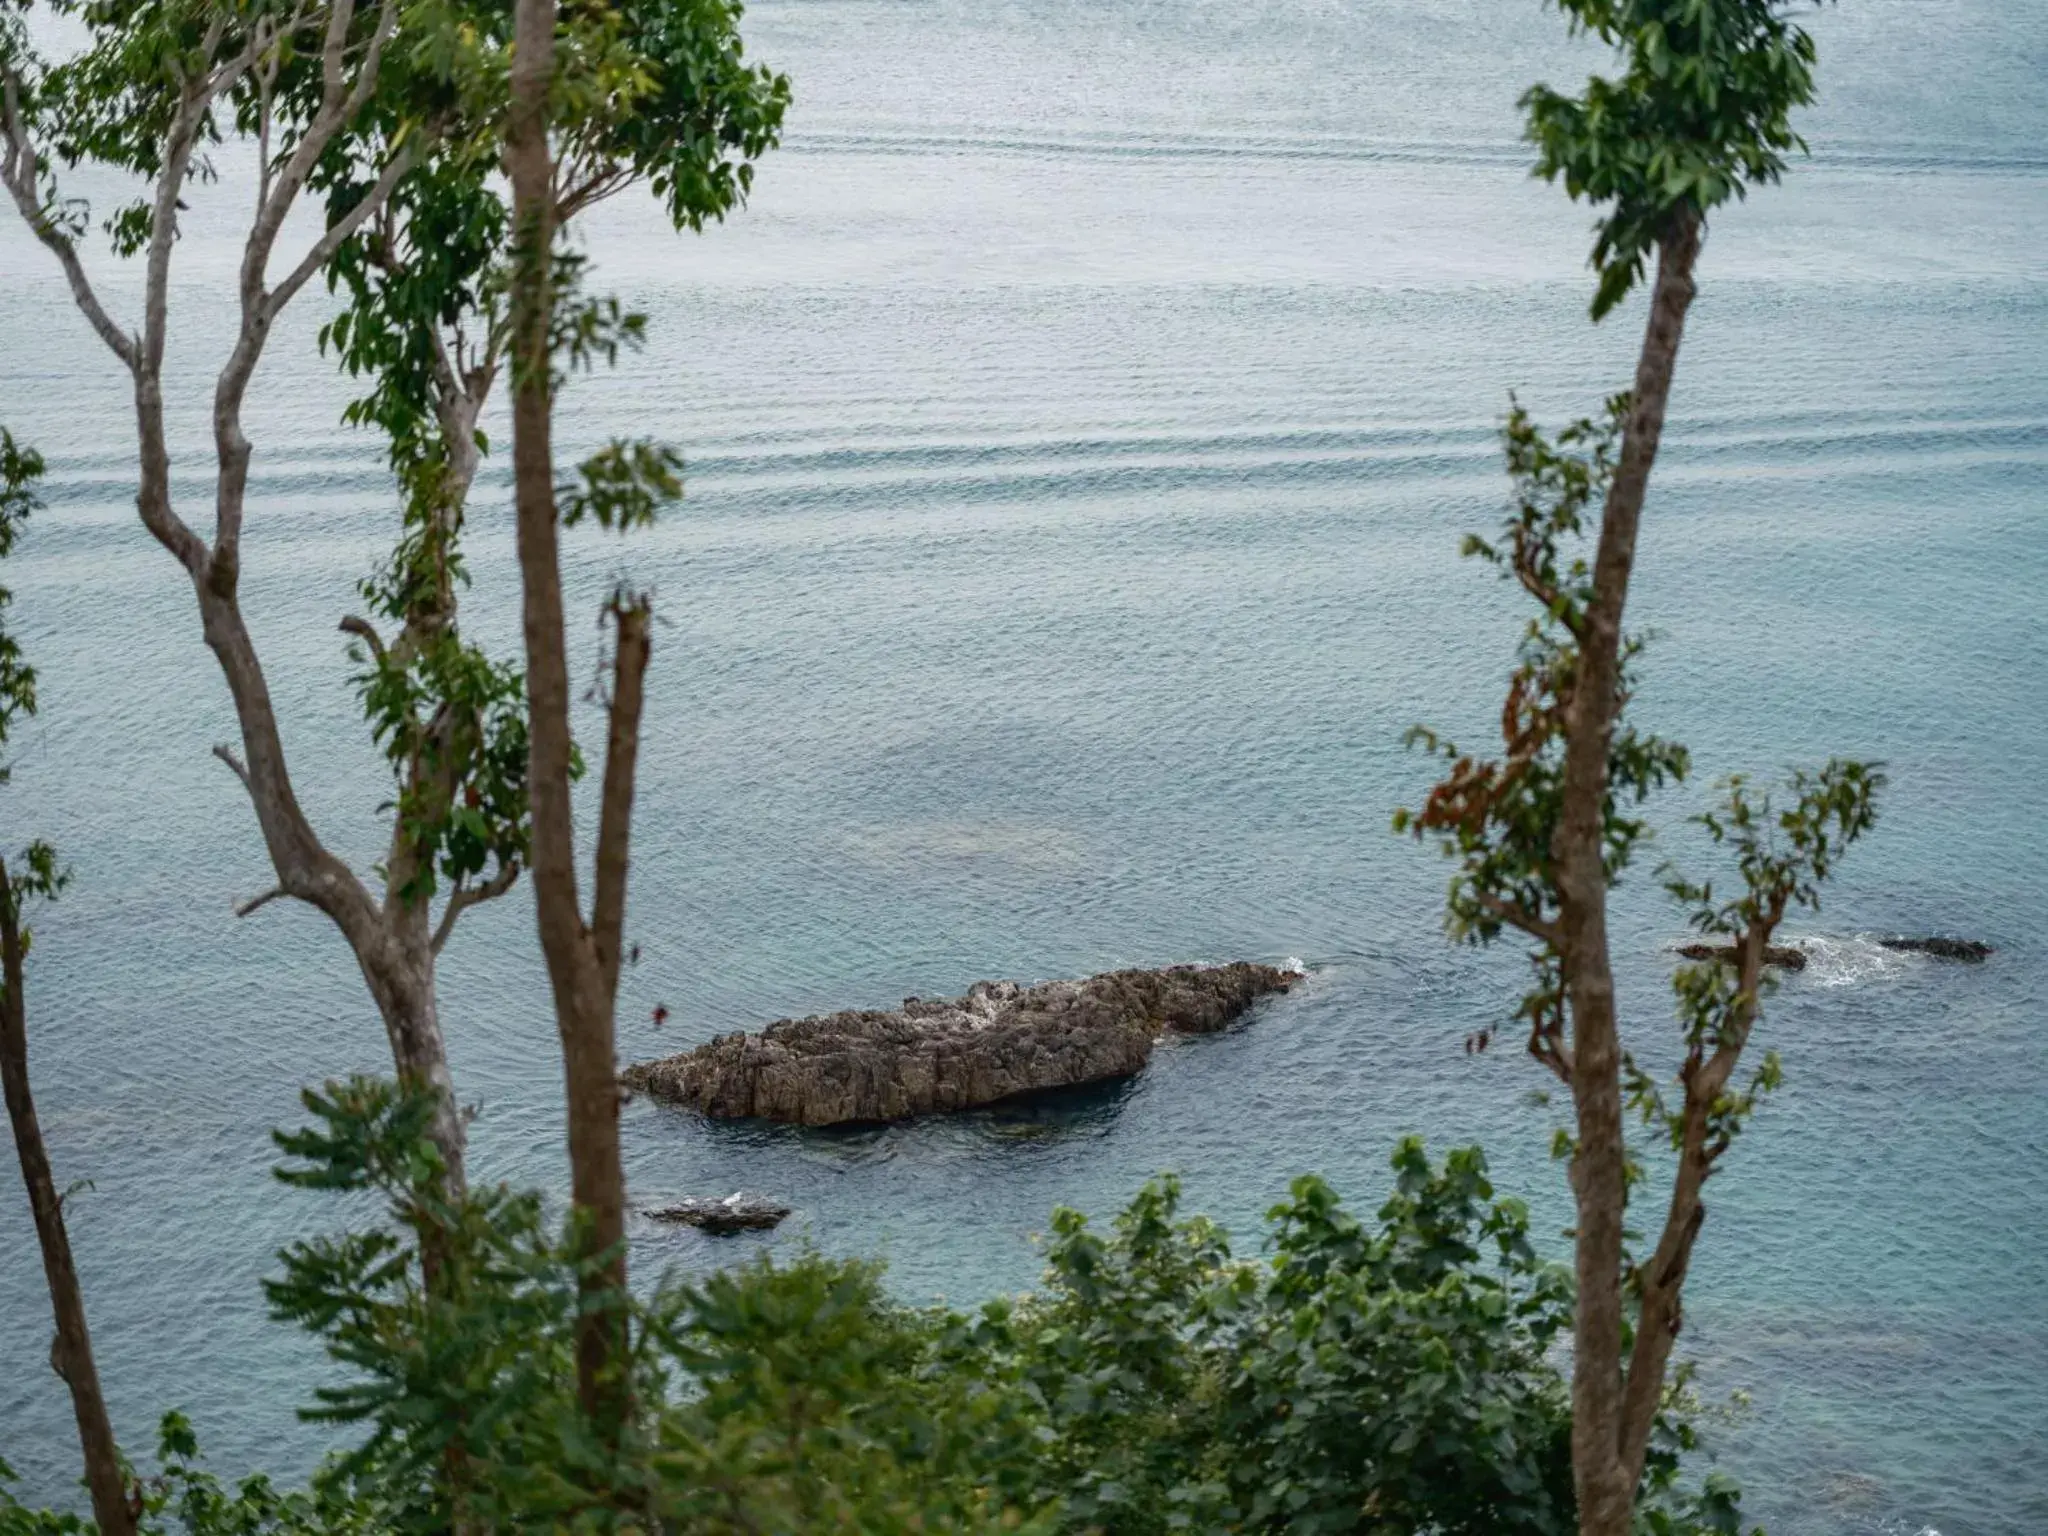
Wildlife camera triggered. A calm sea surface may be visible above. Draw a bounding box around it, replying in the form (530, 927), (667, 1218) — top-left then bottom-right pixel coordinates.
(2, 1), (2044, 1530)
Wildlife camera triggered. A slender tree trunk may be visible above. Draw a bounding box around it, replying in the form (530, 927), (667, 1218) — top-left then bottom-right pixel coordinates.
(355, 927), (468, 1198)
(194, 563), (471, 1194)
(508, 0), (636, 1437)
(0, 865), (135, 1536)
(1551, 210), (1702, 1536)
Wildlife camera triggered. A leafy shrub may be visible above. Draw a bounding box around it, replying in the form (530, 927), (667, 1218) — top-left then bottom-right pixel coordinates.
(6, 1081), (1755, 1534)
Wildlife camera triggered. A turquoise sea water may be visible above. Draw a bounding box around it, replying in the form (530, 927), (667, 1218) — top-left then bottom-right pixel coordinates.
(2, 1), (2045, 1530)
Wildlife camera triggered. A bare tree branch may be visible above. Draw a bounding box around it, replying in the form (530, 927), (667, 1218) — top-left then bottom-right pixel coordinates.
(431, 860), (520, 955)
(143, 12), (238, 382)
(338, 613), (388, 664)
(118, 25), (246, 582)
(0, 70), (138, 372)
(427, 319), (464, 412)
(590, 597), (650, 998)
(212, 743), (253, 793)
(266, 138), (417, 319)
(212, 0), (409, 586)
(554, 160), (633, 222)
(1475, 889), (1561, 946)
(234, 886), (287, 918)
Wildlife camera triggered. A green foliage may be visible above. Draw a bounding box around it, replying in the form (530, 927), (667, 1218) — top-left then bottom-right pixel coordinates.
(565, 0), (790, 233)
(560, 439), (684, 533)
(0, 430), (66, 934)
(1394, 403), (1689, 1071)
(954, 1144), (1583, 1535)
(7, 1080), (1762, 1534)
(0, 429), (45, 761)
(1216, 1149), (1576, 1535)
(0, 1457), (85, 1536)
(1642, 762), (1882, 1151)
(3, 1417), (385, 1535)
(348, 621), (531, 903)
(131, 1413), (384, 1536)
(261, 1075), (1050, 1531)
(1523, 0), (1826, 316)
(644, 1256), (1051, 1533)
(266, 1078), (595, 1528)
(1395, 399), (1690, 924)
(303, 0), (778, 907)
(1398, 402), (1877, 1095)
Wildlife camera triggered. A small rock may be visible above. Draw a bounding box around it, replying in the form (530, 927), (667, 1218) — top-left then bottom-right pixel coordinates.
(1876, 936), (1993, 962)
(644, 1193), (791, 1234)
(1675, 942), (1809, 971)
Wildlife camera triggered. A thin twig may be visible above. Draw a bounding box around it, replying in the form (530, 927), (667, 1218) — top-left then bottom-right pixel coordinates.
(211, 743), (253, 793)
(431, 860), (519, 954)
(234, 886), (286, 918)
(338, 614), (388, 664)
(0, 69), (139, 371)
(1476, 889), (1562, 946)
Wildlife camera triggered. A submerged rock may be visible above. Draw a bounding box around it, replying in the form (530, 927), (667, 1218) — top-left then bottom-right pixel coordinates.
(1675, 942), (1809, 972)
(622, 962), (1301, 1126)
(1876, 936), (1994, 962)
(644, 1193), (791, 1233)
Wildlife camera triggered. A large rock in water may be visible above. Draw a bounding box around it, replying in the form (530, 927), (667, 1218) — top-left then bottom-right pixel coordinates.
(622, 962), (1300, 1126)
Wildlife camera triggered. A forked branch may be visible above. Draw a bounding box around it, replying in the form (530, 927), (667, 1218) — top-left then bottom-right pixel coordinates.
(211, 743), (253, 793)
(0, 72), (138, 371)
(431, 859), (520, 954)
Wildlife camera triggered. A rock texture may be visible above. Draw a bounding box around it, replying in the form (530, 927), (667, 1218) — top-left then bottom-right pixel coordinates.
(1877, 936), (1994, 961)
(644, 1194), (791, 1234)
(622, 962), (1300, 1126)
(1675, 942), (1809, 972)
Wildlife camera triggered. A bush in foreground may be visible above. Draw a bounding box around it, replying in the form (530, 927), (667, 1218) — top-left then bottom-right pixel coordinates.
(4, 1080), (1752, 1534)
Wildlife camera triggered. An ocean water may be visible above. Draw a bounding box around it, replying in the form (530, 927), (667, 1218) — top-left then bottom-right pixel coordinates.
(2, 0), (2045, 1530)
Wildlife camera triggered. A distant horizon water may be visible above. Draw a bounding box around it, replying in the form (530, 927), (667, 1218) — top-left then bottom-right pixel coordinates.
(3, 2), (2045, 1532)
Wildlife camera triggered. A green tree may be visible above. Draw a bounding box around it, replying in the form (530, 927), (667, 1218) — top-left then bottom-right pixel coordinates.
(259, 1074), (1051, 1531)
(960, 1149), (1582, 1534)
(8, 1058), (1761, 1532)
(0, 0), (786, 1212)
(499, 0), (787, 1443)
(252, 1087), (1759, 1534)
(0, 0), (488, 1193)
(1396, 4), (1876, 1533)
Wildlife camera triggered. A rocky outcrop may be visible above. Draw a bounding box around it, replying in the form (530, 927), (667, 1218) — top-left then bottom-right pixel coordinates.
(1877, 936), (1993, 961)
(622, 962), (1300, 1126)
(1675, 942), (1809, 971)
(644, 1194), (791, 1233)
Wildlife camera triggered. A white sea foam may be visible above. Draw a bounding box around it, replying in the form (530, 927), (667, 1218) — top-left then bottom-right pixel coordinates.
(1794, 934), (1915, 989)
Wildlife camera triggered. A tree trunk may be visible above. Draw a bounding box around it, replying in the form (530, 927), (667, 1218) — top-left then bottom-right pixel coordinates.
(192, 586), (471, 1193)
(508, 0), (634, 1437)
(0, 864), (136, 1536)
(1551, 210), (1702, 1536)
(354, 927), (468, 1200)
